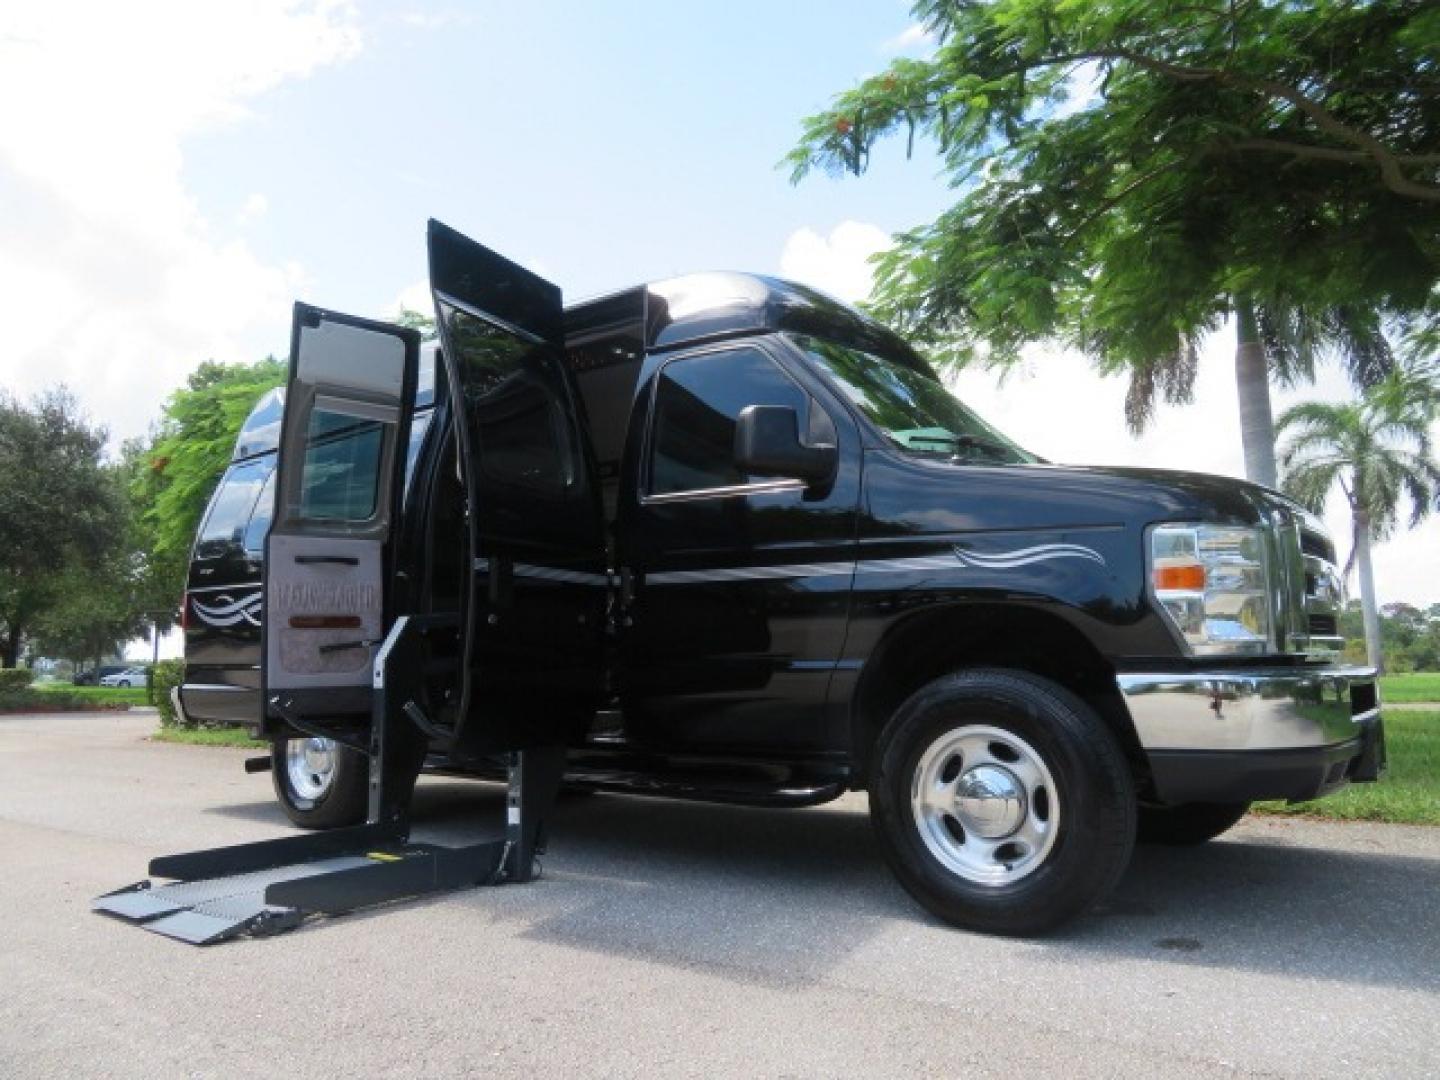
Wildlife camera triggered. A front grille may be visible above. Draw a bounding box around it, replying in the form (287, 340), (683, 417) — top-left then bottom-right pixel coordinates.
(1273, 517), (1344, 657)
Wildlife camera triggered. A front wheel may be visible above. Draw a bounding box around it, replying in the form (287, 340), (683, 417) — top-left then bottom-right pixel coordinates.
(869, 669), (1136, 935)
(271, 736), (368, 829)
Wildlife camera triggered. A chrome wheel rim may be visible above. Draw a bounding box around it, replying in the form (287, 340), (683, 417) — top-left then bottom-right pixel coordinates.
(910, 724), (1060, 886)
(285, 737), (337, 803)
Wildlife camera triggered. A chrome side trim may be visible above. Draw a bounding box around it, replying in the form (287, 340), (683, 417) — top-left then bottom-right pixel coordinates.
(641, 479), (806, 504)
(1118, 666), (1379, 752)
(648, 561), (854, 586)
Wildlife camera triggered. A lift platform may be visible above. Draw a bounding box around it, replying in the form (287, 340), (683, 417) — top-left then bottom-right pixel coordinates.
(93, 617), (565, 945)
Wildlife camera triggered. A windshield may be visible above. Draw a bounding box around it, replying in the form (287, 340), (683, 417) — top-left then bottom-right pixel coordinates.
(792, 336), (1036, 465)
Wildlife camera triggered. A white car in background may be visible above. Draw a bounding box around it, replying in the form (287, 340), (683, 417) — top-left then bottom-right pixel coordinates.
(100, 667), (147, 688)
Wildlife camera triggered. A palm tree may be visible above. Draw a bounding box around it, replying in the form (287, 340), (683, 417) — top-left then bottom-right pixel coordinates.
(1277, 360), (1440, 669)
(1126, 300), (1396, 490)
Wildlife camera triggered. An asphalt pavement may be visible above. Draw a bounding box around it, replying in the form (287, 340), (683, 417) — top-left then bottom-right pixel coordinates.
(2, 709), (1438, 1079)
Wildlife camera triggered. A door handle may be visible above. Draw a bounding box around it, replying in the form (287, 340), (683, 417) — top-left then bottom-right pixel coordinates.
(295, 555), (360, 566)
(317, 638), (381, 655)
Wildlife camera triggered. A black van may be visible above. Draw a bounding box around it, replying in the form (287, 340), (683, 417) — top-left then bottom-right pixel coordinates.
(177, 220), (1381, 933)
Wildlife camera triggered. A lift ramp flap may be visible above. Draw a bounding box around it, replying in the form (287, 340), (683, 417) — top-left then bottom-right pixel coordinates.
(93, 729), (567, 945)
(92, 819), (519, 945)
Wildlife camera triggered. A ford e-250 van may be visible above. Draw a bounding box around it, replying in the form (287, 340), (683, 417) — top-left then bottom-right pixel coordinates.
(177, 220), (1384, 934)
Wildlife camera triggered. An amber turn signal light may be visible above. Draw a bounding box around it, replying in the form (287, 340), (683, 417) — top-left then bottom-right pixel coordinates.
(1153, 563), (1206, 591)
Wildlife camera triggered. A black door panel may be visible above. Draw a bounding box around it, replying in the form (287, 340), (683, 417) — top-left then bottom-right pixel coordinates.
(427, 220), (607, 757)
(618, 340), (861, 754)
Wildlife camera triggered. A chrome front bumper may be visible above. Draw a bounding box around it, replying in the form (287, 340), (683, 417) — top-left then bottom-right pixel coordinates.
(1117, 666), (1384, 804)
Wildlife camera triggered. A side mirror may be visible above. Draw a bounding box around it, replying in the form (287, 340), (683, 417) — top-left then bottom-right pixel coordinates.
(734, 405), (837, 486)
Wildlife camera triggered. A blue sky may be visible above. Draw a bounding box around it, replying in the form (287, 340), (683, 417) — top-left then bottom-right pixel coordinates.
(1, 0), (1435, 626)
(186, 2), (947, 313)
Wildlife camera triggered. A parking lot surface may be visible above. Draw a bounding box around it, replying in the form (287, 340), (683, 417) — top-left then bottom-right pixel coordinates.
(2, 709), (1438, 1078)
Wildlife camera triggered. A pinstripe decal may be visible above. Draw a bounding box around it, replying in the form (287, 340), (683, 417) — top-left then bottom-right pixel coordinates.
(952, 542), (1106, 568)
(467, 540), (1105, 589)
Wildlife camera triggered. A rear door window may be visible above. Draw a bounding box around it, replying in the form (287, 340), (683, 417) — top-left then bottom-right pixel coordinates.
(296, 405), (386, 522)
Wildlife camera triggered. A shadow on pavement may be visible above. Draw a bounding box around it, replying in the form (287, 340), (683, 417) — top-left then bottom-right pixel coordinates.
(207, 778), (1440, 992)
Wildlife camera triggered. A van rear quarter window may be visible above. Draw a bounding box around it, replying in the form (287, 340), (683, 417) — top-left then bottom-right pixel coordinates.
(195, 460), (271, 558)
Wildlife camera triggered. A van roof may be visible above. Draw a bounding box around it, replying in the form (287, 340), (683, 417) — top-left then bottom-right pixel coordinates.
(566, 272), (919, 362)
(233, 275), (920, 462)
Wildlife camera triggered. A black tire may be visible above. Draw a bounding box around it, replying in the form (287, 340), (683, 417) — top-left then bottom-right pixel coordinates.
(869, 668), (1136, 935)
(1137, 801), (1249, 845)
(271, 736), (368, 829)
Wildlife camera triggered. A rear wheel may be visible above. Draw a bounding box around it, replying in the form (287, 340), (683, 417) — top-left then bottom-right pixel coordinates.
(1137, 801), (1249, 845)
(869, 669), (1136, 935)
(271, 736), (368, 829)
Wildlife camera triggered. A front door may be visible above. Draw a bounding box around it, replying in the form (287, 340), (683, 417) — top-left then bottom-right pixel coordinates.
(427, 220), (609, 757)
(264, 306), (419, 722)
(617, 338), (862, 755)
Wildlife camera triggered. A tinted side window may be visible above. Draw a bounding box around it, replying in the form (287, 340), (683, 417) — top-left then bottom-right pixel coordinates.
(243, 469), (276, 554)
(297, 407), (385, 522)
(443, 307), (575, 498)
(650, 348), (810, 495)
(196, 460), (270, 559)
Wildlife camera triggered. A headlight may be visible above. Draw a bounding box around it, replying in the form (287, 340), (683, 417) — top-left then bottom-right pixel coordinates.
(1149, 524), (1271, 655)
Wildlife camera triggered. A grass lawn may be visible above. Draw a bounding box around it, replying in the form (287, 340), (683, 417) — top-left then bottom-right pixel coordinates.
(1255, 709), (1440, 826)
(153, 725), (267, 749)
(1380, 672), (1440, 704)
(35, 684), (150, 705)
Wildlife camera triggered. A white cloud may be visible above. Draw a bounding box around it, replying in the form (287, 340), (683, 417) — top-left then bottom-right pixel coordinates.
(237, 192), (270, 226)
(779, 221), (1440, 606)
(779, 221), (892, 305)
(882, 23), (934, 54)
(0, 1), (363, 444)
(398, 10), (468, 31)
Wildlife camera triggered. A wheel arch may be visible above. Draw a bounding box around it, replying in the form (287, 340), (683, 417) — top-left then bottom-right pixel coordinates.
(847, 602), (1149, 792)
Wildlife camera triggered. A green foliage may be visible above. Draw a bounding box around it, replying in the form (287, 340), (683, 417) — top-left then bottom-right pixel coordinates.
(150, 659), (186, 726)
(789, 1), (1440, 425)
(0, 685), (133, 712)
(1255, 709), (1440, 825)
(1338, 602), (1440, 672)
(1279, 361), (1440, 542)
(132, 357), (285, 594)
(0, 667), (36, 690)
(0, 389), (129, 667)
(394, 306), (437, 339)
(39, 683), (148, 705)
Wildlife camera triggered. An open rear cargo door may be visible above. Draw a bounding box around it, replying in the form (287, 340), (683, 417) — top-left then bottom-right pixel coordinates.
(264, 305), (419, 723)
(428, 219), (608, 757)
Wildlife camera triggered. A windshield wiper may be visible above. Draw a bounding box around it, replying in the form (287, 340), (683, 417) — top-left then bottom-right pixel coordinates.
(901, 432), (1013, 460)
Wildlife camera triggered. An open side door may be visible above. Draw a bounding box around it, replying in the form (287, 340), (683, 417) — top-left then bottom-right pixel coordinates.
(264, 305), (419, 725)
(427, 219), (608, 757)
